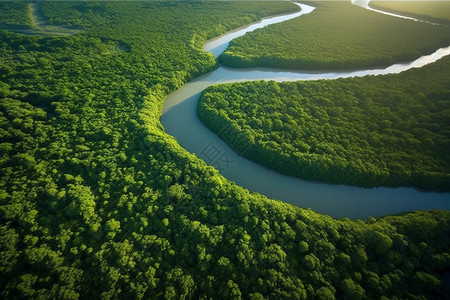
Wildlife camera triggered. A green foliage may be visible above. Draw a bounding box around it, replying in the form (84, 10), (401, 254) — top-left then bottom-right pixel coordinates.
(371, 1), (450, 25)
(220, 1), (450, 70)
(0, 2), (30, 27)
(198, 56), (450, 190)
(0, 1), (449, 299)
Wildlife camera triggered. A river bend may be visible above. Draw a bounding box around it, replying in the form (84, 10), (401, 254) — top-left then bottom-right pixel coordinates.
(160, 2), (450, 219)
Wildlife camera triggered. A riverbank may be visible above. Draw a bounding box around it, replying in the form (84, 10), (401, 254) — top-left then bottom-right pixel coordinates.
(219, 1), (450, 70)
(161, 2), (450, 219)
(198, 58), (450, 191)
(369, 1), (450, 26)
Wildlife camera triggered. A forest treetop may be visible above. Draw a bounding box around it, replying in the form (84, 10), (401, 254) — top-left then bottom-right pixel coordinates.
(1, 1), (449, 299)
(220, 1), (450, 70)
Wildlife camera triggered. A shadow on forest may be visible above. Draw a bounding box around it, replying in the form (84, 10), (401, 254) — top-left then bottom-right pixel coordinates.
(0, 2), (81, 36)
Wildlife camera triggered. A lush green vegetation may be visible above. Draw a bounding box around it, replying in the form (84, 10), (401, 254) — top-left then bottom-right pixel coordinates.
(220, 1), (450, 70)
(0, 2), (80, 37)
(1, 1), (450, 299)
(371, 1), (450, 25)
(0, 2), (31, 27)
(199, 56), (450, 191)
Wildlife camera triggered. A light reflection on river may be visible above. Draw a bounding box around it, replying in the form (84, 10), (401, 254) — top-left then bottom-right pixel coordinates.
(352, 0), (440, 25)
(160, 2), (450, 219)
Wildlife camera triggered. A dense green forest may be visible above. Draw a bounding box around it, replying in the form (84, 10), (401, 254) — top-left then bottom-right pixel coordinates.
(219, 1), (450, 70)
(198, 56), (450, 191)
(0, 2), (31, 27)
(371, 1), (450, 25)
(1, 1), (450, 299)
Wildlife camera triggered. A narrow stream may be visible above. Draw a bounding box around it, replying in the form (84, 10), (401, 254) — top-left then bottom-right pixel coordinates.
(160, 2), (450, 219)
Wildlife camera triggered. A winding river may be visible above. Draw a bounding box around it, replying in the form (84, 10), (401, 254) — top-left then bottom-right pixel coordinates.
(160, 2), (450, 219)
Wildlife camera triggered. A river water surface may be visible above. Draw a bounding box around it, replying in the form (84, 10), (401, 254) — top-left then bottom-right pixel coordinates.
(160, 2), (450, 219)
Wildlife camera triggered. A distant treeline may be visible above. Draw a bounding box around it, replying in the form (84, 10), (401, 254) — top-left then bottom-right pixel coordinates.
(219, 1), (450, 70)
(371, 1), (450, 26)
(199, 56), (450, 191)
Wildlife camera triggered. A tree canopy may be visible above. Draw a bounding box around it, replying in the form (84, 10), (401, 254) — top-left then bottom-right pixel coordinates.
(1, 1), (450, 298)
(220, 1), (450, 70)
(371, 1), (450, 25)
(199, 56), (450, 191)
